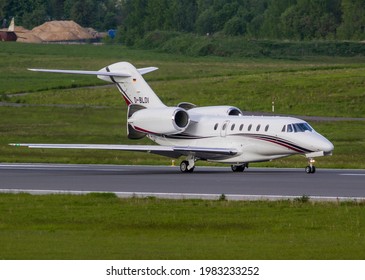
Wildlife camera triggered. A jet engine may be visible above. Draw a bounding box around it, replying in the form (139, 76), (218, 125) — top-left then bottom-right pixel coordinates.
(127, 105), (190, 139)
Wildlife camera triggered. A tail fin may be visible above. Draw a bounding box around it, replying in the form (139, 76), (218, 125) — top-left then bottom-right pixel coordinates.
(29, 61), (166, 108)
(98, 62), (165, 108)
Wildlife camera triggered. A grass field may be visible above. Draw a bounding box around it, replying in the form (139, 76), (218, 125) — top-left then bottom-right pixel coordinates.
(1, 193), (365, 260)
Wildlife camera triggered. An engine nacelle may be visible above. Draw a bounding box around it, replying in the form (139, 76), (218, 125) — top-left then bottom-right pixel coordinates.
(128, 106), (190, 138)
(188, 106), (242, 116)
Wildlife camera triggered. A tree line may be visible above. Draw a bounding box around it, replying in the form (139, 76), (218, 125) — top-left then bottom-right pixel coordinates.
(0, 0), (122, 30)
(1, 0), (364, 41)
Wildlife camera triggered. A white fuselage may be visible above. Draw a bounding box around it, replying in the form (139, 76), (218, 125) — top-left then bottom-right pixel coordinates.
(148, 113), (333, 164)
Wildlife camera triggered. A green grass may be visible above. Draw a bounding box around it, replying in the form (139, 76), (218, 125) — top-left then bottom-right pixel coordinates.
(1, 193), (364, 260)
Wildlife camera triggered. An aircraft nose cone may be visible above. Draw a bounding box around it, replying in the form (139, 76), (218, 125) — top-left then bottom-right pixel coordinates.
(321, 139), (334, 154)
(309, 133), (334, 155)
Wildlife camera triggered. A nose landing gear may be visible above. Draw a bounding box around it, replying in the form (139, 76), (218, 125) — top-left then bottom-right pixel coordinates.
(305, 158), (316, 174)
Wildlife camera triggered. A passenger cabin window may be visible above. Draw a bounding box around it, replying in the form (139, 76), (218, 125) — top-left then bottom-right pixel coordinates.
(248, 124), (252, 131)
(222, 123), (227, 130)
(256, 124), (261, 131)
(214, 123), (218, 130)
(231, 124), (235, 131)
(239, 124), (244, 131)
(265, 125), (269, 132)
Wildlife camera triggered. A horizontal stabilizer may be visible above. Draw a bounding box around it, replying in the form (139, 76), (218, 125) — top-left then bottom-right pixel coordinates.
(28, 68), (131, 77)
(28, 67), (158, 77)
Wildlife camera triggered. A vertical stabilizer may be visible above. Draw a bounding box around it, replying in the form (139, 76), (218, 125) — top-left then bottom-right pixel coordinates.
(98, 62), (166, 108)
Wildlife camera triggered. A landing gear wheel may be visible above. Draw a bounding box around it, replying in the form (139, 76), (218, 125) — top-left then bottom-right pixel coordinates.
(231, 164), (245, 172)
(305, 158), (316, 174)
(180, 161), (188, 172)
(305, 165), (316, 174)
(180, 160), (194, 173)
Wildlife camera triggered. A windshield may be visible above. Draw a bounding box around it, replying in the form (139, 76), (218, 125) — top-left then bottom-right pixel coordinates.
(292, 123), (313, 132)
(282, 122), (313, 133)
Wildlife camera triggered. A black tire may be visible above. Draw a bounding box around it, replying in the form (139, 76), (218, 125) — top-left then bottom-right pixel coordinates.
(180, 161), (194, 173)
(305, 166), (316, 174)
(180, 161), (189, 172)
(231, 165), (245, 172)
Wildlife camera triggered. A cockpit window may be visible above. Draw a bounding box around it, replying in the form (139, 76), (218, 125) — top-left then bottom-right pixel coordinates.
(293, 123), (313, 132)
(284, 122), (313, 133)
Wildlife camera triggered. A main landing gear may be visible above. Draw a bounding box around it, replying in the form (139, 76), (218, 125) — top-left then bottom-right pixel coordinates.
(305, 158), (316, 174)
(231, 163), (247, 172)
(180, 160), (195, 173)
(180, 155), (196, 173)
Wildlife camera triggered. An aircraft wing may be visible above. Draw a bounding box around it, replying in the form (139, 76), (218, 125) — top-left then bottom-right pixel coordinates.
(10, 143), (237, 160)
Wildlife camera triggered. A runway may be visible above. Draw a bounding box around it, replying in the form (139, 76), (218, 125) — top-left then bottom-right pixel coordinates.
(1, 163), (364, 201)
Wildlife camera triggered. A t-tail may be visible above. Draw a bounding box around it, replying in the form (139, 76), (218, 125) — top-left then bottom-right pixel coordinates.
(29, 61), (166, 108)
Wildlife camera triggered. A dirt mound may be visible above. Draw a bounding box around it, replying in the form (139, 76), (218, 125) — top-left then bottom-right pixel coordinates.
(17, 20), (101, 43)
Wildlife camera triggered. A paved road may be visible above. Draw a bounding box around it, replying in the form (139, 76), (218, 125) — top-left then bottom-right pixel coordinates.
(1, 163), (364, 201)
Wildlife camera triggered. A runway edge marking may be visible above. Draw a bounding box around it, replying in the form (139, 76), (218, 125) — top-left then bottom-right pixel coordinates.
(1, 189), (365, 202)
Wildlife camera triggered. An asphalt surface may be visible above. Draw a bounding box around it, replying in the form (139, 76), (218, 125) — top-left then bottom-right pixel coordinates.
(1, 163), (364, 201)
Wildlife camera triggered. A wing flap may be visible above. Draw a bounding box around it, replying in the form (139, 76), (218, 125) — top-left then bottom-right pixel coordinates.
(173, 146), (237, 159)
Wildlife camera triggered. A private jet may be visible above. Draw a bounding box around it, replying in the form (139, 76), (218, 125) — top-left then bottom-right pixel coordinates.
(11, 62), (334, 173)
